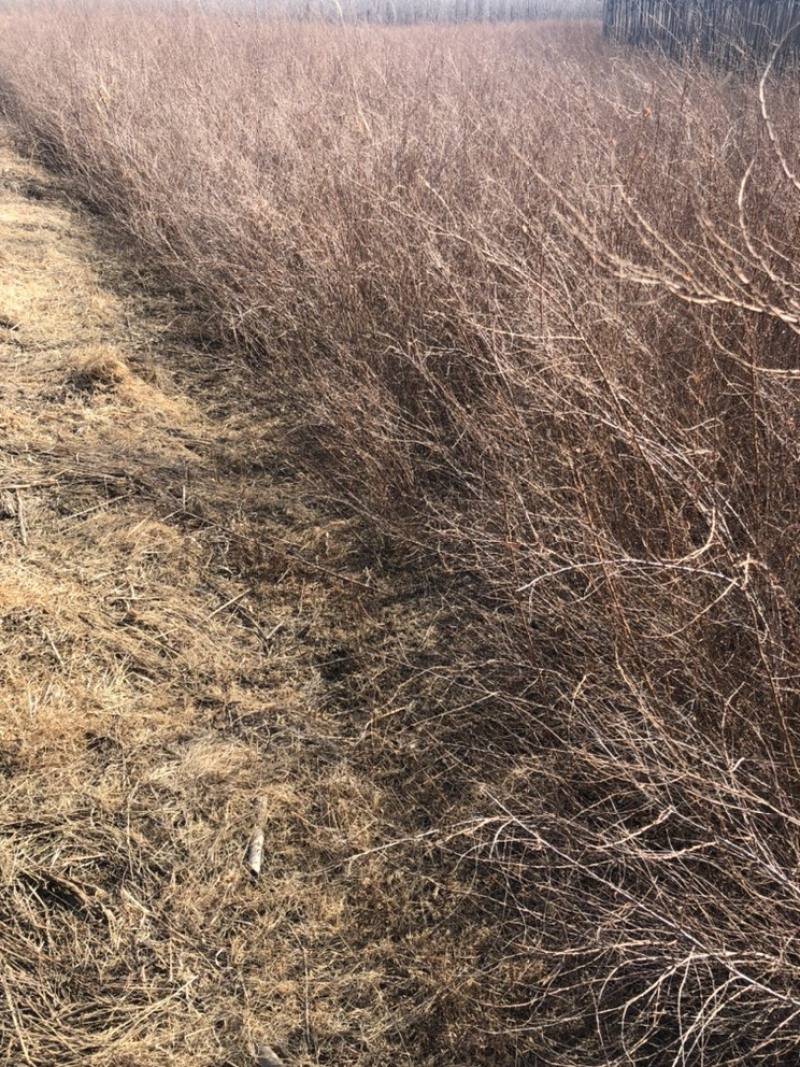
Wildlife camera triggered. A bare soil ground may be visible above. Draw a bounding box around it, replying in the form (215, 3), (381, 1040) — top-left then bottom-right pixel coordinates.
(0, 123), (458, 1067)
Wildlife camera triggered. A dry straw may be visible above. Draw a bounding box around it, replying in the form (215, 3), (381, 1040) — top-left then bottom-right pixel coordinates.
(0, 4), (799, 1064)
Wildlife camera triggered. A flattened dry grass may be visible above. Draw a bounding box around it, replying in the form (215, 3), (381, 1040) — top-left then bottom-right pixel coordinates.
(0, 125), (473, 1067)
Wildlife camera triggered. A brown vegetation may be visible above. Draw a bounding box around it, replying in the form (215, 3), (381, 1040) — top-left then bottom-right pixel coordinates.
(0, 128), (411, 1067)
(1, 6), (800, 1064)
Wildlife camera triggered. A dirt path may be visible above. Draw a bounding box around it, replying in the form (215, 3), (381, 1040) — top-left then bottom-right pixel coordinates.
(0, 125), (415, 1067)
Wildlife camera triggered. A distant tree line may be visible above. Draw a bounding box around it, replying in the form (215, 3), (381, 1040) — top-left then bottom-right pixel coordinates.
(603, 0), (800, 68)
(211, 0), (602, 21)
(314, 0), (601, 20)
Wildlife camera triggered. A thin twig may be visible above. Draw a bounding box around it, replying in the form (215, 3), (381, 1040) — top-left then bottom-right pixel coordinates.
(0, 480), (56, 491)
(15, 488), (27, 546)
(2, 966), (33, 1066)
(208, 588), (250, 618)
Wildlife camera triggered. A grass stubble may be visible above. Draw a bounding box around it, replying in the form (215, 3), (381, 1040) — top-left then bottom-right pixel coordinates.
(0, 5), (800, 1065)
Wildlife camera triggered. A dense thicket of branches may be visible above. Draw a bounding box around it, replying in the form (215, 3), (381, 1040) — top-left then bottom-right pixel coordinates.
(1, 10), (800, 1064)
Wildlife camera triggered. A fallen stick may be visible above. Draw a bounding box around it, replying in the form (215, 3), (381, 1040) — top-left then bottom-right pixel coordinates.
(245, 827), (265, 877)
(253, 1041), (284, 1067)
(0, 480), (56, 491)
(15, 489), (27, 546)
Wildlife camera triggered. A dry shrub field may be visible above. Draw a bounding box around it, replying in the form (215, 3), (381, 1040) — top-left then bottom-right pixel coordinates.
(1, 4), (800, 1064)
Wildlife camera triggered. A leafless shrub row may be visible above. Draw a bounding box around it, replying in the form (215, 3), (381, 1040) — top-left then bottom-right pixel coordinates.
(1, 8), (800, 1061)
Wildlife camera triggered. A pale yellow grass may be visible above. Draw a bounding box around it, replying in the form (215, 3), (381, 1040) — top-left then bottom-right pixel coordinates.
(0, 123), (433, 1067)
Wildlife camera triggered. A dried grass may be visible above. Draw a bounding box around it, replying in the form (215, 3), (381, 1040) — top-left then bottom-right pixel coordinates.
(1, 6), (800, 1065)
(0, 124), (439, 1067)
